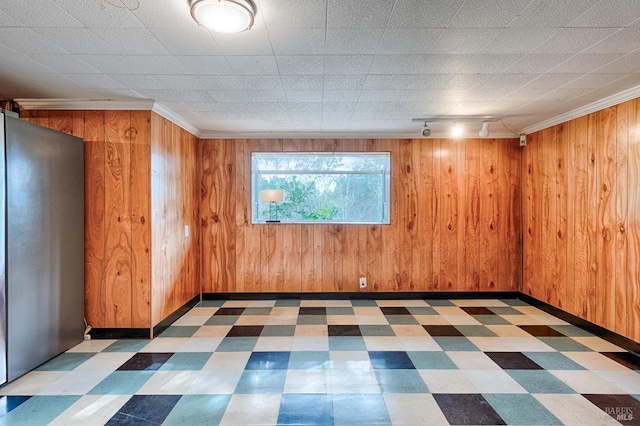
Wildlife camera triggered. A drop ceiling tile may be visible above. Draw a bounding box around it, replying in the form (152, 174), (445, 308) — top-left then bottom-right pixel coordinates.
(91, 28), (171, 54)
(568, 0), (640, 27)
(322, 90), (361, 102)
(154, 101), (194, 112)
(268, 28), (326, 54)
(0, 0), (82, 27)
(511, 0), (598, 27)
(0, 42), (16, 54)
(363, 74), (451, 90)
(289, 111), (321, 121)
(598, 73), (640, 91)
(562, 73), (631, 89)
(441, 73), (495, 90)
(594, 53), (640, 73)
(0, 28), (68, 54)
(143, 89), (215, 102)
(447, 54), (524, 74)
(285, 90), (323, 102)
(413, 54), (467, 74)
(326, 29), (384, 54)
(209, 91), (250, 103)
(244, 90), (288, 102)
(429, 28), (504, 54)
(359, 90), (434, 102)
(151, 27), (223, 56)
(238, 75), (284, 91)
(505, 54), (574, 73)
(77, 54), (188, 75)
(548, 53), (623, 74)
(533, 28), (619, 54)
(260, 0), (327, 28)
(108, 74), (162, 90)
(481, 28), (558, 54)
(52, 0), (145, 28)
(30, 54), (101, 74)
(323, 75), (367, 90)
(585, 28), (640, 53)
(326, 0), (394, 28)
(523, 73), (583, 89)
(387, 0), (464, 28)
(280, 75), (323, 91)
(276, 55), (325, 74)
(448, 0), (531, 28)
(324, 55), (374, 74)
(212, 27), (274, 55)
(148, 74), (208, 91)
(378, 29), (442, 54)
(369, 55), (424, 74)
(131, 0), (196, 28)
(534, 88), (592, 102)
(32, 27), (117, 54)
(226, 56), (279, 75)
(194, 75), (243, 91)
(287, 102), (323, 113)
(323, 102), (356, 113)
(66, 73), (124, 89)
(0, 8), (25, 26)
(176, 56), (233, 75)
(0, 53), (55, 74)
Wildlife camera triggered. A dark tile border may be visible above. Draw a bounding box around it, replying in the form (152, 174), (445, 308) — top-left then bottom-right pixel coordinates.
(90, 328), (150, 339)
(202, 291), (521, 300)
(153, 295), (201, 338)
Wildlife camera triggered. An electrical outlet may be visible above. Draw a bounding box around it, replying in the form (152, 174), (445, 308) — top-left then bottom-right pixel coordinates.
(359, 277), (367, 289)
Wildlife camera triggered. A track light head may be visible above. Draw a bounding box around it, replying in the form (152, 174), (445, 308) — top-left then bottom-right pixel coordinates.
(451, 123), (463, 138)
(421, 122), (431, 137)
(479, 121), (490, 137)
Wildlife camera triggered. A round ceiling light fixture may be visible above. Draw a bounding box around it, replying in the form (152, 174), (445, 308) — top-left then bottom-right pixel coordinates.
(190, 0), (256, 34)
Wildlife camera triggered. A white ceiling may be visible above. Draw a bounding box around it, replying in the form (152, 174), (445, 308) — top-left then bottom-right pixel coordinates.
(1, 0), (640, 138)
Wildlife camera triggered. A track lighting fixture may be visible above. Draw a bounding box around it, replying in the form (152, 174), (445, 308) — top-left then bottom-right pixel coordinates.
(478, 121), (490, 137)
(421, 122), (431, 137)
(451, 123), (463, 138)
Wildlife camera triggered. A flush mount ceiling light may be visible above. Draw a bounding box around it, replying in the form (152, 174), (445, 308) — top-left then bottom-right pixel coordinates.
(190, 0), (256, 33)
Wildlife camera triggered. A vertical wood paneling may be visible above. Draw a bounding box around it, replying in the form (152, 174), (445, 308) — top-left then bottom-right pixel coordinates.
(628, 99), (640, 340)
(200, 137), (520, 295)
(83, 111), (107, 327)
(616, 101), (628, 336)
(498, 139), (520, 291)
(104, 110), (132, 327)
(523, 98), (640, 343)
(130, 111), (151, 328)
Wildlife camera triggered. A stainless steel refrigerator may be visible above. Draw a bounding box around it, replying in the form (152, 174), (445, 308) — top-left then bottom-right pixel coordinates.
(0, 111), (85, 384)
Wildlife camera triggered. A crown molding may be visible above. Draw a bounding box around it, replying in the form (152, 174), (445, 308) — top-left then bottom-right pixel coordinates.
(14, 98), (155, 110)
(519, 85), (640, 135)
(151, 103), (202, 138)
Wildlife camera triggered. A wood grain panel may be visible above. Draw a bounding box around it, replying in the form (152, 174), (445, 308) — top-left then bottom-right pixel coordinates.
(83, 111), (107, 327)
(419, 139), (434, 290)
(628, 99), (640, 340)
(522, 98), (640, 343)
(464, 139), (480, 291)
(440, 139), (459, 291)
(498, 139), (520, 291)
(104, 110), (133, 327)
(130, 110), (151, 328)
(480, 139), (499, 290)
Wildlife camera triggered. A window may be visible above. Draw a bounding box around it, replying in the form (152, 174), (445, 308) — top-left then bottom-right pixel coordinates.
(252, 152), (390, 224)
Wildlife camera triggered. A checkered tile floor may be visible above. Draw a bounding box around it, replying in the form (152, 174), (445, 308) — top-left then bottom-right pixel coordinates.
(1, 298), (639, 425)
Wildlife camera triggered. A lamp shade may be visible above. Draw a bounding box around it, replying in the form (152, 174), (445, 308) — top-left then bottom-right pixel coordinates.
(190, 0), (255, 33)
(261, 189), (284, 202)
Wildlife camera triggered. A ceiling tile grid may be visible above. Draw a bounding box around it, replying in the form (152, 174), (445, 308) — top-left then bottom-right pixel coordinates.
(0, 0), (639, 137)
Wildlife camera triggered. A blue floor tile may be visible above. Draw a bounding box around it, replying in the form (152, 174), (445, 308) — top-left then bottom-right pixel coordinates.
(103, 339), (149, 353)
(507, 370), (577, 393)
(215, 337), (258, 352)
(88, 371), (155, 395)
(162, 394), (231, 426)
(333, 394), (391, 425)
(433, 336), (480, 351)
(523, 352), (586, 370)
(374, 369), (429, 393)
(34, 352), (95, 371)
(369, 351), (415, 369)
(288, 351), (330, 370)
(158, 326), (200, 338)
(278, 393), (334, 425)
(0, 396), (30, 418)
(484, 393), (563, 425)
(407, 351), (456, 369)
(0, 396), (80, 425)
(328, 336), (367, 351)
(160, 352), (213, 370)
(245, 352), (290, 370)
(235, 370), (287, 393)
(106, 395), (181, 425)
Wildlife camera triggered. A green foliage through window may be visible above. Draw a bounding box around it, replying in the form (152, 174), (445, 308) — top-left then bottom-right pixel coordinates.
(252, 152), (390, 224)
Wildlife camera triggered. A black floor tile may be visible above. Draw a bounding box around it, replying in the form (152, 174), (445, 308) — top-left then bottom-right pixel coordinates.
(461, 307), (495, 315)
(602, 352), (640, 370)
(369, 351), (415, 369)
(245, 352), (290, 370)
(582, 394), (640, 425)
(485, 352), (543, 370)
(214, 308), (245, 316)
(433, 394), (506, 425)
(226, 325), (264, 337)
(116, 353), (173, 371)
(106, 395), (181, 425)
(423, 325), (464, 337)
(328, 325), (362, 336)
(299, 307), (326, 315)
(519, 325), (565, 337)
(380, 307), (411, 315)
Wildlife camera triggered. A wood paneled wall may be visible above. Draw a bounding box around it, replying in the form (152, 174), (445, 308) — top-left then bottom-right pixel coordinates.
(21, 110), (152, 329)
(150, 113), (200, 326)
(522, 98), (640, 342)
(200, 138), (521, 293)
(20, 110), (200, 334)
